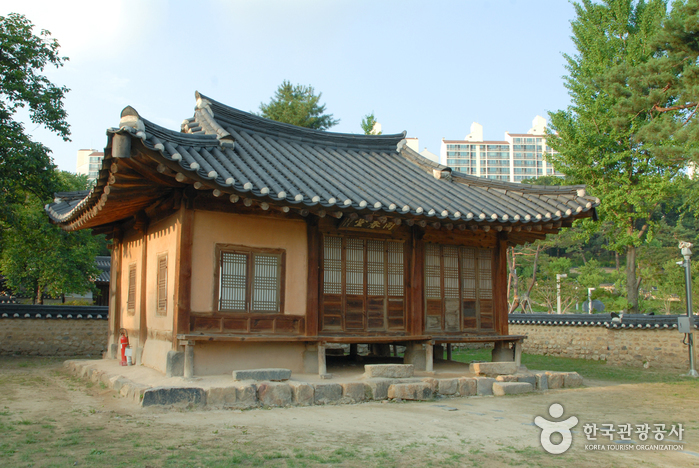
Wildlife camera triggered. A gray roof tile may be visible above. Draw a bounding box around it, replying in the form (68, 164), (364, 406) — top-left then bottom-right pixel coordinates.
(46, 92), (599, 233)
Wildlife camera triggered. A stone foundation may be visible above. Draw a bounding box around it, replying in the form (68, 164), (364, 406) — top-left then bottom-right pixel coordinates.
(63, 359), (583, 409)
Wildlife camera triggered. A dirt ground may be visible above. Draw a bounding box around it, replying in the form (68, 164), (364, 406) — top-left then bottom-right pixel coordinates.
(0, 356), (698, 467)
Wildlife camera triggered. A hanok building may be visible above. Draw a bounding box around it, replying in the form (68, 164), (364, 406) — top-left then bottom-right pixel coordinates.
(46, 93), (599, 377)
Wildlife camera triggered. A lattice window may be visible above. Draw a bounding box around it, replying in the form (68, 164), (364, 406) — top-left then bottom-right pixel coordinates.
(387, 241), (404, 297)
(321, 236), (405, 332)
(251, 255), (280, 312)
(345, 238), (365, 296)
(478, 249), (493, 299)
(461, 247), (476, 300)
(156, 254), (168, 315)
(425, 243), (441, 299)
(218, 246), (284, 313)
(323, 236), (342, 294)
(126, 263), (137, 313)
(367, 240), (385, 296)
(424, 244), (494, 332)
(443, 245), (460, 299)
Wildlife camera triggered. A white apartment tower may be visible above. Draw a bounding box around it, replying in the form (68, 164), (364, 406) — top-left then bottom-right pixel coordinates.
(76, 149), (104, 183)
(440, 116), (564, 183)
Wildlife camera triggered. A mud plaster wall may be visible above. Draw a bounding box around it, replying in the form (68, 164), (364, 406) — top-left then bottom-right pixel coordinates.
(141, 215), (180, 373)
(510, 324), (698, 369)
(192, 341), (312, 375)
(189, 211), (308, 315)
(0, 319), (107, 356)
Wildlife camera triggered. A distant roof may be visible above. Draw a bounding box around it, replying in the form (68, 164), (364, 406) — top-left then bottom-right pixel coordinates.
(46, 92), (599, 244)
(95, 256), (110, 283)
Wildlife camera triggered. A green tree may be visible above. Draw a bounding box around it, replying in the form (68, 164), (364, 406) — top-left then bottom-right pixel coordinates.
(257, 80), (339, 130)
(608, 0), (699, 166)
(547, 0), (683, 312)
(0, 13), (69, 223)
(0, 172), (102, 304)
(361, 112), (381, 134)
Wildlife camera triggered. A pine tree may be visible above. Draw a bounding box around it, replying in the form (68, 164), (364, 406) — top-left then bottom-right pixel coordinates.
(547, 0), (683, 312)
(257, 80), (339, 130)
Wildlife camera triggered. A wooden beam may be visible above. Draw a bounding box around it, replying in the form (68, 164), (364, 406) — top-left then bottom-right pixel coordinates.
(139, 228), (149, 356)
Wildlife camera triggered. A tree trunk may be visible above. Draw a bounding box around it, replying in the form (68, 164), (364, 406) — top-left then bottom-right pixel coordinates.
(626, 245), (639, 313)
(615, 251), (620, 271)
(35, 285), (43, 305)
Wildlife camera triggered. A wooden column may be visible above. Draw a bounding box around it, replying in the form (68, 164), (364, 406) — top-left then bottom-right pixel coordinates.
(410, 226), (425, 336)
(172, 203), (194, 350)
(493, 232), (509, 336)
(108, 234), (123, 359)
(305, 217), (320, 337)
(446, 343), (452, 361)
(138, 220), (149, 359)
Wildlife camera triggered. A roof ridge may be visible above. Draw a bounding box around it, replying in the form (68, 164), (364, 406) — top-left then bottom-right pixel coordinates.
(194, 91), (406, 151)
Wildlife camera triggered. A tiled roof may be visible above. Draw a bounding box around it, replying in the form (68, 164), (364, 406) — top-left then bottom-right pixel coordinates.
(509, 313), (694, 329)
(46, 92), (599, 241)
(0, 304), (108, 320)
(95, 256), (111, 283)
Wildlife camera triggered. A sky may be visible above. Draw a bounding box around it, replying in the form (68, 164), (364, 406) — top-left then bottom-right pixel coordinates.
(4, 0), (578, 172)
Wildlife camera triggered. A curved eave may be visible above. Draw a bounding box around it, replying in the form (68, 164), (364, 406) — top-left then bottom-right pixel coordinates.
(46, 99), (600, 239)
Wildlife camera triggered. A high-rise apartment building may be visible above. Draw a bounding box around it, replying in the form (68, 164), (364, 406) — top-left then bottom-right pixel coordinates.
(440, 116), (564, 183)
(76, 149), (104, 183)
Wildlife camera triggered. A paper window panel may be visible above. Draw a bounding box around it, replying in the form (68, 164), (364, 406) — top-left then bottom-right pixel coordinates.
(345, 238), (365, 295)
(323, 236), (342, 294)
(219, 252), (247, 310)
(387, 241), (404, 297)
(460, 247), (477, 300)
(478, 249), (493, 299)
(442, 245), (460, 299)
(425, 243), (441, 298)
(251, 254), (280, 312)
(367, 239), (385, 296)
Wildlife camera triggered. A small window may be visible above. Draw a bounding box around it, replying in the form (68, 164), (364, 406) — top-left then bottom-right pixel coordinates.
(156, 253), (168, 315)
(126, 263), (137, 314)
(216, 246), (284, 313)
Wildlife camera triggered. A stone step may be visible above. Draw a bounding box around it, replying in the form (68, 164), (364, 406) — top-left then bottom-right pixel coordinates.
(364, 364), (414, 379)
(232, 368), (291, 381)
(469, 361), (517, 376)
(492, 381), (534, 396)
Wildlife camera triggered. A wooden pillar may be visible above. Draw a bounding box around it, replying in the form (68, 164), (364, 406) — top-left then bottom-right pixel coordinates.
(306, 217), (320, 337)
(446, 343), (452, 361)
(493, 232), (509, 336)
(425, 341), (434, 372)
(172, 202), (194, 350)
(349, 343), (358, 359)
(108, 232), (122, 359)
(410, 226), (425, 336)
(138, 219), (149, 361)
(183, 340), (195, 378)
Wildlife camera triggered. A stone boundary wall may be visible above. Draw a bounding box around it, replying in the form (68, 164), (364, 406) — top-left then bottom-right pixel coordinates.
(509, 323), (697, 369)
(0, 305), (109, 357)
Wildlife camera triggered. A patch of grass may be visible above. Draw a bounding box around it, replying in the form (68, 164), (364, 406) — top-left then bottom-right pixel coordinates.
(452, 348), (699, 385)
